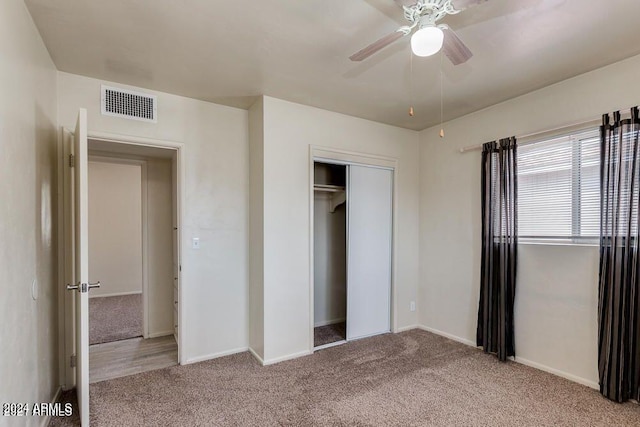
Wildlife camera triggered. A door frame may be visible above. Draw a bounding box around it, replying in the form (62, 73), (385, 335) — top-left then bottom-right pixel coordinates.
(57, 129), (186, 389)
(308, 146), (398, 353)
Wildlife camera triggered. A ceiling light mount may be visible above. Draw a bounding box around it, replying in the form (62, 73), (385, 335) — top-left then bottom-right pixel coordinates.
(402, 0), (462, 26)
(397, 1), (461, 57)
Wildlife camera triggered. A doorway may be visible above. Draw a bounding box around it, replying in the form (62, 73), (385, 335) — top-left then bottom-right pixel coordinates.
(60, 128), (184, 390)
(85, 145), (177, 383)
(87, 157), (145, 347)
(312, 154), (394, 351)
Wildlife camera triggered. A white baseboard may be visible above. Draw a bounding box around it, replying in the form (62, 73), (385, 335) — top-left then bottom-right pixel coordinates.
(418, 325), (477, 347)
(249, 347), (313, 366)
(148, 330), (174, 339)
(195, 346), (311, 367)
(314, 340), (346, 351)
(417, 325), (599, 390)
(183, 346), (248, 365)
(89, 291), (142, 298)
(40, 386), (62, 427)
(314, 317), (346, 328)
(513, 356), (599, 390)
(248, 347), (265, 365)
(262, 350), (313, 366)
(395, 324), (419, 333)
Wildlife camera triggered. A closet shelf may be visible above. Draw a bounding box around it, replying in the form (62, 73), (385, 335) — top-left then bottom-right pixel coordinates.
(314, 184), (346, 213)
(314, 184), (345, 193)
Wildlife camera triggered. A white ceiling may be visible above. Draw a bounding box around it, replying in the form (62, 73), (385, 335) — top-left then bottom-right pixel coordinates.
(24, 0), (640, 130)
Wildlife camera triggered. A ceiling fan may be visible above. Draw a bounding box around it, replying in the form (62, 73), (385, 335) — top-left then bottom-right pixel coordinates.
(350, 0), (488, 65)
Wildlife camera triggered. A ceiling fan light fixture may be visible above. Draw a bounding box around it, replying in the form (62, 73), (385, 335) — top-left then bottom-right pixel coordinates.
(410, 26), (444, 57)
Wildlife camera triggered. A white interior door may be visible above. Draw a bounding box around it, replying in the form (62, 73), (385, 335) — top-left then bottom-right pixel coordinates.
(68, 108), (91, 426)
(346, 165), (393, 340)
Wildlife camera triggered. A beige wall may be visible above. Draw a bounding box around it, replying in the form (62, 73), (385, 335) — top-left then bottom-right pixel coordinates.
(89, 161), (143, 297)
(146, 158), (174, 337)
(419, 54), (640, 388)
(57, 72), (249, 363)
(0, 0), (59, 424)
(255, 96), (420, 363)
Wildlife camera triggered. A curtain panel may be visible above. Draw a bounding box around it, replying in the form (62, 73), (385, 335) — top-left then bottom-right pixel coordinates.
(477, 137), (518, 362)
(598, 107), (640, 403)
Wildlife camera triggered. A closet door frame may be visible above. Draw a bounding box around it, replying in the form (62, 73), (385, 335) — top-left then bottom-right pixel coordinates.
(308, 146), (398, 353)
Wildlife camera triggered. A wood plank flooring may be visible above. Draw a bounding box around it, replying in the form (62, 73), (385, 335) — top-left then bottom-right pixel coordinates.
(89, 335), (177, 383)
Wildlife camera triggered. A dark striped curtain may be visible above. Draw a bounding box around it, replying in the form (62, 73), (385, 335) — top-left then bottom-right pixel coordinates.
(598, 107), (640, 403)
(477, 137), (518, 362)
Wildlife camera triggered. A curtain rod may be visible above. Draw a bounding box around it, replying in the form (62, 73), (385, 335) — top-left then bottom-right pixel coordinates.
(458, 117), (603, 154)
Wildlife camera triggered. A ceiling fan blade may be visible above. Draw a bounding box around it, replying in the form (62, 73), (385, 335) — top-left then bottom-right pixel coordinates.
(442, 26), (473, 65)
(349, 31), (405, 62)
(451, 0), (489, 10)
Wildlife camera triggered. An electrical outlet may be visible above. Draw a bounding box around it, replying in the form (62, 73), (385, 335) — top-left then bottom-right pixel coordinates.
(410, 301), (416, 312)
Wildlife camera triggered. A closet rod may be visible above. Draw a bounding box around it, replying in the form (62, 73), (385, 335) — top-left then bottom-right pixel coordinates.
(314, 184), (345, 193)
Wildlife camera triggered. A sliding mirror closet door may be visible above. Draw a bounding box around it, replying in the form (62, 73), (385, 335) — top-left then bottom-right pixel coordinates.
(346, 165), (393, 340)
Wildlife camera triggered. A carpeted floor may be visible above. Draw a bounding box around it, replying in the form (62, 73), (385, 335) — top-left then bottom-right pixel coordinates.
(50, 329), (640, 426)
(314, 321), (346, 347)
(89, 294), (143, 345)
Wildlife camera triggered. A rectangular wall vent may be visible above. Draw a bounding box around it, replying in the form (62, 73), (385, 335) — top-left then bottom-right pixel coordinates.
(101, 85), (157, 123)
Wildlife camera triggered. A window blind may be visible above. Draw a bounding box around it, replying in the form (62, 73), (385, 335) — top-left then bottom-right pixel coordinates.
(517, 128), (600, 242)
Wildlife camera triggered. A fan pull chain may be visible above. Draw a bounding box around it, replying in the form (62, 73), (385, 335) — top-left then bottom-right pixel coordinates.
(409, 48), (415, 117)
(439, 50), (445, 138)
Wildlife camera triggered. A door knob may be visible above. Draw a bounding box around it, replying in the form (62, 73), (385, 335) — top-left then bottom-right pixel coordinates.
(66, 282), (100, 293)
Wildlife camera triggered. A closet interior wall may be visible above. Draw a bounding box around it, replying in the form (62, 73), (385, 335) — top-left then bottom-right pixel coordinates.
(313, 163), (347, 332)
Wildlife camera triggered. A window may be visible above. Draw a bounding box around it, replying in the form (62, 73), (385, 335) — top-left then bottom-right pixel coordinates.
(517, 128), (600, 243)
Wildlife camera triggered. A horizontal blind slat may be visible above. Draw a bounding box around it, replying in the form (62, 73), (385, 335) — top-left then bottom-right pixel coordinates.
(517, 128), (601, 239)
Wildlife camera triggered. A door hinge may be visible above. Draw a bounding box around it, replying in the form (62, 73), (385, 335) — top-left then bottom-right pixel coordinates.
(68, 154), (75, 168)
(70, 354), (77, 368)
(179, 265), (182, 272)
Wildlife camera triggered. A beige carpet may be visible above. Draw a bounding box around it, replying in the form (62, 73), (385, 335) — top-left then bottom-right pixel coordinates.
(50, 329), (640, 426)
(89, 294), (143, 345)
(314, 322), (346, 347)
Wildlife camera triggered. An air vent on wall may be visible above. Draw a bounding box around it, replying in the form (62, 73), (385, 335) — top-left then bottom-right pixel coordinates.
(101, 85), (157, 123)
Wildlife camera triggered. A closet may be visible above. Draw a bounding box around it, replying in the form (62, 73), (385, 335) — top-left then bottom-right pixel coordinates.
(313, 161), (393, 349)
(314, 163), (347, 348)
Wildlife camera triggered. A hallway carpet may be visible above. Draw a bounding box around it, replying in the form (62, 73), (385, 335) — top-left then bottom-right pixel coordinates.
(89, 294), (142, 345)
(50, 329), (640, 426)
